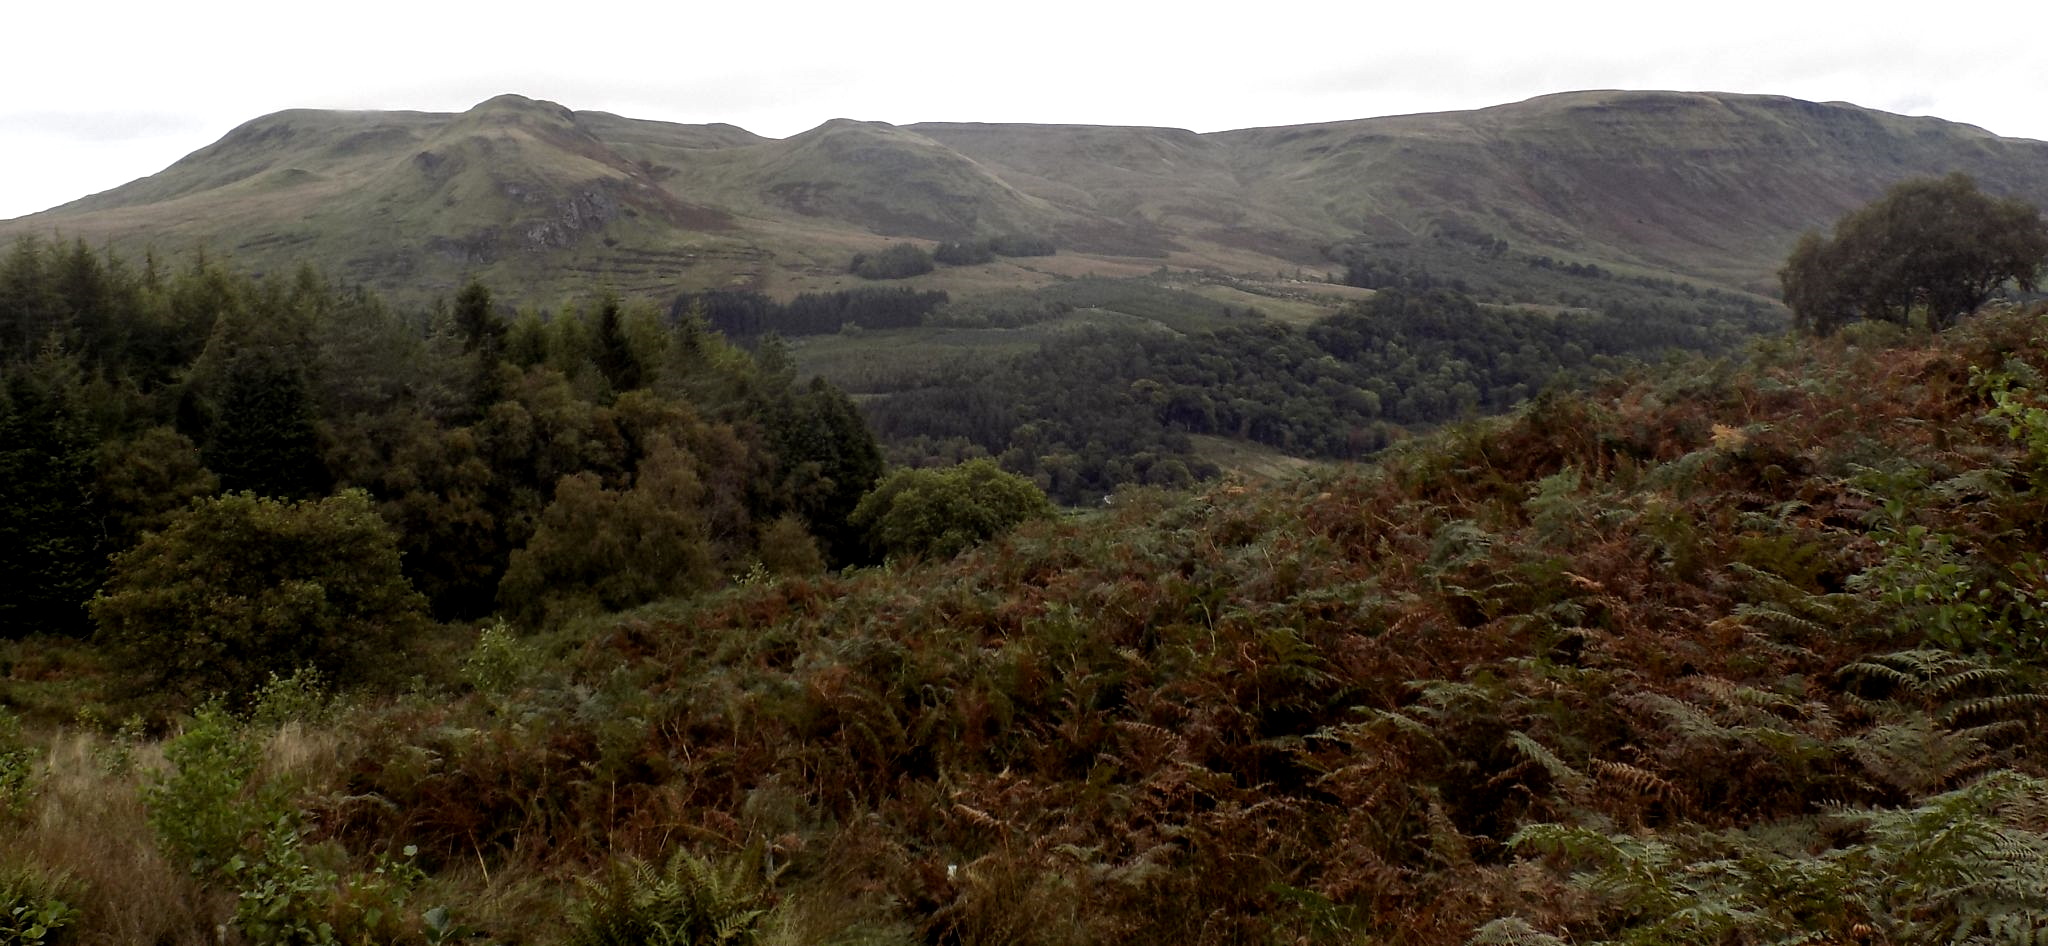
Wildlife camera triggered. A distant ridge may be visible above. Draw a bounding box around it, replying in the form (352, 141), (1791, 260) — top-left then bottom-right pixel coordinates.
(8, 90), (2048, 303)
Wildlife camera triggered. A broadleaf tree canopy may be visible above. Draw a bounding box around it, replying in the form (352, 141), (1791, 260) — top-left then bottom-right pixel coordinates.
(1781, 173), (2048, 335)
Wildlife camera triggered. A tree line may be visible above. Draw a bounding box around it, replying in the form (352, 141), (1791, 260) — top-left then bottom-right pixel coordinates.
(851, 234), (1057, 280)
(672, 286), (949, 338)
(865, 286), (1779, 503)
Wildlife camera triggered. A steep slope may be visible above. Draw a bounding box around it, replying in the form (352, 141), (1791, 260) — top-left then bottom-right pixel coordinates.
(17, 95), (760, 297)
(905, 121), (1259, 256)
(20, 302), (2028, 944)
(730, 119), (1066, 241)
(914, 91), (2048, 290)
(1215, 90), (2048, 289)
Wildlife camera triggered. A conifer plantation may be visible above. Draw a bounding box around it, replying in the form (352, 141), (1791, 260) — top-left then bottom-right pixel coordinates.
(5, 217), (2048, 941)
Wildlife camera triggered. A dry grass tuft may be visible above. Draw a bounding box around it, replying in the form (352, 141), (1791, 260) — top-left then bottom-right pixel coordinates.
(5, 732), (225, 945)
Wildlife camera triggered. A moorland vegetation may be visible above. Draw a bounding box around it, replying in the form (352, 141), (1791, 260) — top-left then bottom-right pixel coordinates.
(0, 179), (2047, 945)
(8, 296), (2048, 944)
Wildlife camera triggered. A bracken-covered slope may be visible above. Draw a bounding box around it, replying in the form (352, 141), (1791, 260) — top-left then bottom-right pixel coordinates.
(8, 90), (2048, 302)
(6, 270), (2048, 941)
(334, 305), (2048, 942)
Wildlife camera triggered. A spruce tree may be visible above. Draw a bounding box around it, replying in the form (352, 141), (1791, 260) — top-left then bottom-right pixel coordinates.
(759, 375), (883, 566)
(452, 279), (508, 414)
(205, 345), (329, 499)
(593, 294), (643, 396)
(0, 346), (104, 636)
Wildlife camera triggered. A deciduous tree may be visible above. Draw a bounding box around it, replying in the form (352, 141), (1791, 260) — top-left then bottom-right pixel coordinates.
(90, 489), (428, 701)
(1781, 174), (2048, 334)
(497, 435), (720, 625)
(850, 458), (1053, 562)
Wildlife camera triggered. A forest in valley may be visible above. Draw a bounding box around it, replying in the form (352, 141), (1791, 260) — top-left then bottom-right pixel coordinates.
(2, 172), (2048, 945)
(0, 236), (900, 640)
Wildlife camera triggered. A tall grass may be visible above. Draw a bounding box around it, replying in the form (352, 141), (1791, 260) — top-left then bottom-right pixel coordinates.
(3, 733), (220, 945)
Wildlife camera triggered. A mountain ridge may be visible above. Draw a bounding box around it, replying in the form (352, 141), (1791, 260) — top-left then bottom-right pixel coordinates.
(9, 90), (2048, 303)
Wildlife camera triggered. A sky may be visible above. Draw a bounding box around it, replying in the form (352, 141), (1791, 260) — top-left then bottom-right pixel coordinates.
(5, 0), (2046, 220)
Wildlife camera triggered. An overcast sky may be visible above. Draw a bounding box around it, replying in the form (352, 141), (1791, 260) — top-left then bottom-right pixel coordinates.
(5, 0), (2045, 220)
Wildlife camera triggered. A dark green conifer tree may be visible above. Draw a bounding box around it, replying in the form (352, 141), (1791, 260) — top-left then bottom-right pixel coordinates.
(0, 345), (104, 637)
(760, 376), (883, 566)
(204, 345), (329, 500)
(0, 236), (62, 359)
(452, 279), (509, 415)
(593, 294), (643, 397)
(453, 279), (506, 356)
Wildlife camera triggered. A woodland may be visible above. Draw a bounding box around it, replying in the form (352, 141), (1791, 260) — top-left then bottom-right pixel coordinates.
(1, 172), (2048, 945)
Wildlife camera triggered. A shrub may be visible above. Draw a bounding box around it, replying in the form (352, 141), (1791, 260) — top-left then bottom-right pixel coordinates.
(90, 489), (429, 703)
(567, 848), (773, 946)
(245, 668), (341, 730)
(756, 515), (825, 576)
(224, 819), (439, 946)
(0, 711), (36, 823)
(460, 619), (540, 697)
(932, 240), (996, 266)
(985, 234), (1056, 257)
(849, 459), (1054, 562)
(142, 703), (278, 877)
(0, 865), (76, 946)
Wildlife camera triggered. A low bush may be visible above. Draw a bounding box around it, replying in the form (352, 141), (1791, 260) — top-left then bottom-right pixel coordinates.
(567, 847), (774, 946)
(0, 864), (76, 946)
(90, 490), (429, 704)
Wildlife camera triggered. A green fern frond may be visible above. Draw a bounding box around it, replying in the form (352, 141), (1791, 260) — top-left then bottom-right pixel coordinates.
(1467, 916), (1569, 945)
(1930, 666), (2020, 700)
(1846, 716), (1990, 795)
(1508, 730), (1590, 795)
(1729, 595), (1858, 639)
(1837, 658), (1924, 693)
(1930, 468), (2015, 502)
(565, 847), (774, 946)
(1942, 693), (2048, 728)
(1492, 772), (2048, 944)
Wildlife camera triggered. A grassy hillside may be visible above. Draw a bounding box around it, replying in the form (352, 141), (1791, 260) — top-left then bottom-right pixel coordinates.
(924, 90), (2048, 290)
(7, 303), (2048, 944)
(8, 91), (2048, 306)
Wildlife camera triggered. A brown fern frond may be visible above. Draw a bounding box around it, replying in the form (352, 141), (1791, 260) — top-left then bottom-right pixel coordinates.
(952, 804), (1002, 829)
(1592, 759), (1693, 816)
